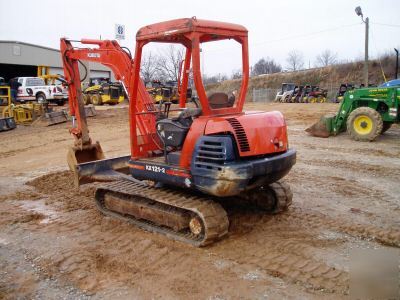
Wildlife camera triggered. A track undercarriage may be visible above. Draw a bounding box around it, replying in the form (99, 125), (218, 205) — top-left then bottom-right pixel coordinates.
(95, 179), (292, 246)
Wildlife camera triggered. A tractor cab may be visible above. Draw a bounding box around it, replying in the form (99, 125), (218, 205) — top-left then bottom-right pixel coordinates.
(281, 83), (296, 93)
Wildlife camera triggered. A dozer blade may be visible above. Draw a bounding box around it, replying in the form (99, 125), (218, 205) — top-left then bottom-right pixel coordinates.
(66, 141), (130, 186)
(44, 111), (68, 126)
(305, 114), (336, 138)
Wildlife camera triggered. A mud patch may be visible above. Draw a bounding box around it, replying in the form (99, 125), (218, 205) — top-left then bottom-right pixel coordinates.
(19, 200), (59, 224)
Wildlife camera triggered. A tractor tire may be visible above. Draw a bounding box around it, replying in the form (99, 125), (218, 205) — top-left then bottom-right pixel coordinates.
(91, 94), (102, 106)
(346, 107), (383, 141)
(83, 94), (91, 105)
(381, 122), (392, 134)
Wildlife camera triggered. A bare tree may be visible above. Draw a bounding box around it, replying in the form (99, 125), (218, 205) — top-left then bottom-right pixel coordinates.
(231, 69), (242, 80)
(251, 57), (281, 76)
(315, 49), (337, 67)
(286, 50), (304, 71)
(203, 73), (228, 85)
(156, 45), (184, 82)
(140, 52), (159, 83)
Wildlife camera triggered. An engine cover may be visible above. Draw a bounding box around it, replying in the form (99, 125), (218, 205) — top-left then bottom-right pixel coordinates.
(204, 111), (288, 157)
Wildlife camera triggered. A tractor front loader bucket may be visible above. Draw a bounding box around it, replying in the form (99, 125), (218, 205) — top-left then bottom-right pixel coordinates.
(305, 114), (336, 138)
(67, 141), (130, 186)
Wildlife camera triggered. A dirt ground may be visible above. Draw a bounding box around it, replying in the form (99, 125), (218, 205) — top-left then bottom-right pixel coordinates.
(0, 102), (399, 299)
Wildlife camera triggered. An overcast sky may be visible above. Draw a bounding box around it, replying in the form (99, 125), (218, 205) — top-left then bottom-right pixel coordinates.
(1, 0), (399, 76)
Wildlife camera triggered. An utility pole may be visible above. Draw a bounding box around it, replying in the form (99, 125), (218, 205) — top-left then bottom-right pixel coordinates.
(355, 6), (369, 87)
(395, 48), (399, 79)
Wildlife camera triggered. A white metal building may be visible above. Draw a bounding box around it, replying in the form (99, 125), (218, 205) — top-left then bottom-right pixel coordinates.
(0, 40), (114, 82)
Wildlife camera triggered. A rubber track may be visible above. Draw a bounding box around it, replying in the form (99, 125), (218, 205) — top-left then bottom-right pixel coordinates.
(269, 181), (293, 213)
(95, 180), (229, 247)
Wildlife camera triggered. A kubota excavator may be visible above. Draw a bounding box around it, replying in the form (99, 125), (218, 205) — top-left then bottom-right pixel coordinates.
(61, 18), (296, 246)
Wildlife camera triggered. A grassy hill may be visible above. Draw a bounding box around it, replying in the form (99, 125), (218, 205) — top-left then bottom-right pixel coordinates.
(205, 55), (396, 101)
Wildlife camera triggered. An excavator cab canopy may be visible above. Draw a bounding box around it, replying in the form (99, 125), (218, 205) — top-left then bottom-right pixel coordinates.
(132, 17), (249, 117)
(136, 18), (248, 43)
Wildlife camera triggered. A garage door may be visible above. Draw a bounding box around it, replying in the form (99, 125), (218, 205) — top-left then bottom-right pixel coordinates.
(90, 70), (110, 79)
(49, 67), (64, 76)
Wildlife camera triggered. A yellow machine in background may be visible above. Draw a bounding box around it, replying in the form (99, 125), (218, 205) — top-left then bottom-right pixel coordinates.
(39, 74), (65, 85)
(0, 86), (42, 127)
(0, 85), (67, 127)
(146, 82), (173, 104)
(82, 77), (125, 106)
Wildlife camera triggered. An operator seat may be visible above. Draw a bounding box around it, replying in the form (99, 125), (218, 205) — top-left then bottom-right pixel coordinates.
(156, 107), (202, 147)
(208, 92), (235, 109)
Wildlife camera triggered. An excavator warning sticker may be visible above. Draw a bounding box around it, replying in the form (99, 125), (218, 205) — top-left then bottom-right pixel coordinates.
(145, 165), (166, 173)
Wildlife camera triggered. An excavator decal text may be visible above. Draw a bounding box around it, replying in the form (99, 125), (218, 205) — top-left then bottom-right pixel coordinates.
(145, 165), (166, 173)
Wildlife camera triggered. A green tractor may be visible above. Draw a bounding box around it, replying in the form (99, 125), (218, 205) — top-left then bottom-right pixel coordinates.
(306, 81), (399, 141)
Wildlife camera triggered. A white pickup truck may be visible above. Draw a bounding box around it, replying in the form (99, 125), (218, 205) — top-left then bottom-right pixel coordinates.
(16, 77), (68, 106)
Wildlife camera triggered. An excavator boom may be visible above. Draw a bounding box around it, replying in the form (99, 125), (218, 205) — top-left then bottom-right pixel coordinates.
(61, 38), (161, 180)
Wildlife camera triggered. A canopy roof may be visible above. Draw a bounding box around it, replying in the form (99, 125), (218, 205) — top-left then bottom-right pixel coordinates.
(136, 17), (248, 44)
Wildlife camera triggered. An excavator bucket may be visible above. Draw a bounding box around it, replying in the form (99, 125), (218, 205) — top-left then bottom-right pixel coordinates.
(67, 141), (105, 172)
(305, 114), (336, 138)
(67, 141), (130, 186)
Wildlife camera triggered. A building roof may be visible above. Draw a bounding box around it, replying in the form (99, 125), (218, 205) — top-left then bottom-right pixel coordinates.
(0, 40), (60, 52)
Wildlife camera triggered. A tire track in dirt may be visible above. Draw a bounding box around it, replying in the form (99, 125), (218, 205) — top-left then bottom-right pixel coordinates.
(277, 207), (400, 247)
(12, 170), (399, 297)
(208, 210), (350, 294)
(305, 158), (399, 179)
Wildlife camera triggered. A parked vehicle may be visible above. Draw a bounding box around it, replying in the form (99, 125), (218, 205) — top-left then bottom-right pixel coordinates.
(275, 83), (296, 102)
(82, 77), (125, 106)
(307, 85), (399, 141)
(16, 77), (68, 106)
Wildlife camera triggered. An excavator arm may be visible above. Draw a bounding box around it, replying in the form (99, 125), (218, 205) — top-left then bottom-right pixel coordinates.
(60, 38), (161, 179)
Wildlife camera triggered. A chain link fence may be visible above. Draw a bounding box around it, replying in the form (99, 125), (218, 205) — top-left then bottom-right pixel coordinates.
(251, 88), (279, 103)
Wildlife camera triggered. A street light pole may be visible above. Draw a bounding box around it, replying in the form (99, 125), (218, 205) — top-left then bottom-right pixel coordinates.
(364, 17), (369, 86)
(395, 48), (399, 79)
(355, 6), (369, 87)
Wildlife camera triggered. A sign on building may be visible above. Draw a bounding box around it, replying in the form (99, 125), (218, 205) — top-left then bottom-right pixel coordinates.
(115, 24), (125, 40)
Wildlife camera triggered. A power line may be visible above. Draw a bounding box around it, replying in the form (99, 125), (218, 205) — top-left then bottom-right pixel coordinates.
(203, 22), (362, 54)
(371, 22), (400, 28)
(253, 22), (362, 46)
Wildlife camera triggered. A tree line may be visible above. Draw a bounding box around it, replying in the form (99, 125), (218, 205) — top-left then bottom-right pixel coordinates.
(140, 45), (338, 85)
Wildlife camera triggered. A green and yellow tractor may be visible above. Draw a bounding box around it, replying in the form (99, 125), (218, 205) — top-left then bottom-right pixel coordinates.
(306, 82), (399, 141)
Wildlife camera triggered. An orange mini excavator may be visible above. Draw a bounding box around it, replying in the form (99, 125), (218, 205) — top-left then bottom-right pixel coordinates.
(61, 17), (296, 246)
